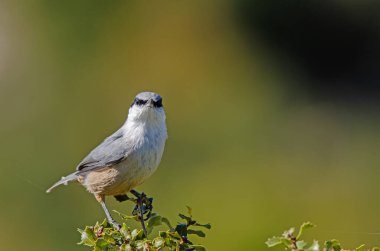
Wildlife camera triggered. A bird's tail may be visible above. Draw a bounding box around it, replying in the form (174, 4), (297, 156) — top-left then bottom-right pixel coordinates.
(46, 172), (78, 193)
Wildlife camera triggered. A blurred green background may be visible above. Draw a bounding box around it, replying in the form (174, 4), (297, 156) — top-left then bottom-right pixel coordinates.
(1, 0), (380, 250)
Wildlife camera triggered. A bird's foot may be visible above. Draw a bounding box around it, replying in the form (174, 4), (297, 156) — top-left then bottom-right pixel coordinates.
(109, 219), (121, 230)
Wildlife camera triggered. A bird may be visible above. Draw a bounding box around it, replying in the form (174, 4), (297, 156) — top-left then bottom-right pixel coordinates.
(47, 91), (168, 229)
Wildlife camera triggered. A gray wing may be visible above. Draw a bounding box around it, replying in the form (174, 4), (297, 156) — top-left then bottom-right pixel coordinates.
(76, 128), (129, 173)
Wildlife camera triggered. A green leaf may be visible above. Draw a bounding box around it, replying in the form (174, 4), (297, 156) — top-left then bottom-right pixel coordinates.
(100, 219), (110, 228)
(186, 206), (193, 217)
(153, 237), (165, 249)
(135, 241), (144, 250)
(324, 239), (341, 251)
(283, 227), (295, 238)
(120, 223), (131, 239)
(175, 223), (188, 237)
(103, 234), (116, 245)
(147, 213), (163, 228)
(113, 210), (139, 221)
(189, 244), (206, 251)
(179, 213), (192, 222)
(169, 230), (182, 239)
(372, 248), (380, 251)
(95, 238), (109, 248)
(297, 222), (315, 240)
(188, 229), (206, 237)
(265, 236), (283, 247)
(78, 226), (96, 246)
(356, 244), (366, 251)
(194, 223), (211, 230)
(159, 231), (169, 238)
(307, 240), (319, 251)
(120, 244), (133, 251)
(296, 240), (307, 249)
(161, 217), (174, 230)
(131, 229), (144, 241)
(281, 238), (292, 247)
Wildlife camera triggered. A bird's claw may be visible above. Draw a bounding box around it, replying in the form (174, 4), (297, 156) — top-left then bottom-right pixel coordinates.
(109, 220), (121, 230)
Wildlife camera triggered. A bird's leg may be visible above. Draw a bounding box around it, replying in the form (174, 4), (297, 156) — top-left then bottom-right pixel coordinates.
(95, 194), (121, 230)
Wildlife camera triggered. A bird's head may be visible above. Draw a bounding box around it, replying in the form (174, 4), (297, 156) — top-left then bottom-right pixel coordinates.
(128, 92), (166, 124)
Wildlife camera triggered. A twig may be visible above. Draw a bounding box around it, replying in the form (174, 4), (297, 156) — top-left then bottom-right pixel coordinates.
(137, 195), (148, 237)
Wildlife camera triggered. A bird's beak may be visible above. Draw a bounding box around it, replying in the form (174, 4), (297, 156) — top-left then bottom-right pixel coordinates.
(147, 99), (154, 108)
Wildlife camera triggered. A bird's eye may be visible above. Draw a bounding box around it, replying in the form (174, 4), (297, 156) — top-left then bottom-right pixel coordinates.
(133, 98), (148, 106)
(153, 99), (163, 108)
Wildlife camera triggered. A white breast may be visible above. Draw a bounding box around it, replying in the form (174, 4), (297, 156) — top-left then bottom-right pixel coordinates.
(118, 114), (167, 187)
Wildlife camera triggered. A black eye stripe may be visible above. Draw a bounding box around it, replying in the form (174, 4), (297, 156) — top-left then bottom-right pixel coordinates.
(134, 98), (148, 106)
(132, 97), (163, 107)
(153, 99), (163, 107)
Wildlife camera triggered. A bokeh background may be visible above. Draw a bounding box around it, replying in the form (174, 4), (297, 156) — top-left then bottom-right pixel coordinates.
(1, 0), (380, 250)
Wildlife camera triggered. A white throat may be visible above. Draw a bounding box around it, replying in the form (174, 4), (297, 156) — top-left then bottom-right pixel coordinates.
(122, 106), (168, 144)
